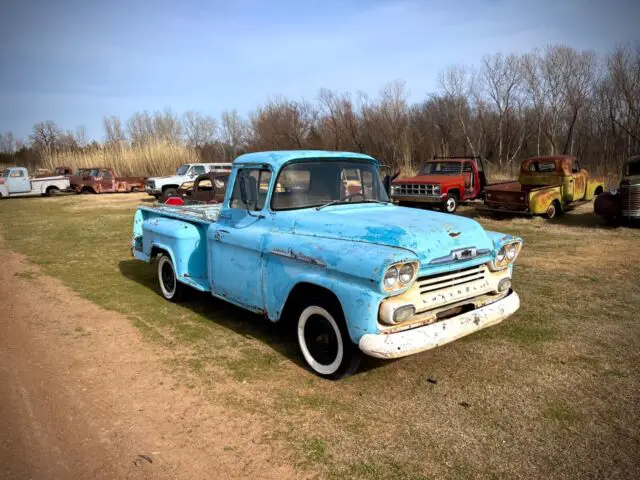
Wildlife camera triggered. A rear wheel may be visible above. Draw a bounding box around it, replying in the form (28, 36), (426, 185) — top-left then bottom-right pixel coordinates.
(296, 298), (361, 379)
(45, 186), (59, 197)
(157, 254), (185, 302)
(443, 193), (458, 213)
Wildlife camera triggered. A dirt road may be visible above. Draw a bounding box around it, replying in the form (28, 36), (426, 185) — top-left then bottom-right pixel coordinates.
(0, 236), (298, 480)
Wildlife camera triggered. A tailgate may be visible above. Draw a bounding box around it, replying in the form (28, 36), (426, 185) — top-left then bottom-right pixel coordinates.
(485, 182), (528, 210)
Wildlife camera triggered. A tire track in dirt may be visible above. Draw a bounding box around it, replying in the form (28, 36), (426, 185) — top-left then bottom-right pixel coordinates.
(0, 234), (300, 480)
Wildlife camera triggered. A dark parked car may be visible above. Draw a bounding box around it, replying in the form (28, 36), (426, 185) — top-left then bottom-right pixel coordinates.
(163, 172), (229, 205)
(595, 155), (640, 225)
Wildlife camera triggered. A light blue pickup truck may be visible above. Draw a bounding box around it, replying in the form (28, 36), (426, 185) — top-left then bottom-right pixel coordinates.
(131, 151), (522, 379)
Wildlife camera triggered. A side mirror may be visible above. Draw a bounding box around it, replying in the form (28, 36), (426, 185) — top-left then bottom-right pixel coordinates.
(239, 175), (255, 209)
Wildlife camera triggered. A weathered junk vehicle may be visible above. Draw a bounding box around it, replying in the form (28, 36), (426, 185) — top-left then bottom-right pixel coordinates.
(145, 162), (233, 198)
(594, 155), (640, 225)
(161, 173), (230, 205)
(391, 156), (489, 213)
(70, 167), (146, 194)
(478, 155), (604, 219)
(0, 167), (70, 198)
(131, 150), (522, 379)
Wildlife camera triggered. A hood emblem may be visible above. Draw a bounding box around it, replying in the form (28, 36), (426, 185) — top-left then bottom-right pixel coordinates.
(430, 247), (491, 265)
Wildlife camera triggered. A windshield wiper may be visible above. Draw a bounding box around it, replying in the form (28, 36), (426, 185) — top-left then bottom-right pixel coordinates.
(316, 199), (390, 210)
(316, 200), (348, 210)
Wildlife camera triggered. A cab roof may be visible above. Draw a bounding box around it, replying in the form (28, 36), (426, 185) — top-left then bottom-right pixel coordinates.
(233, 150), (377, 170)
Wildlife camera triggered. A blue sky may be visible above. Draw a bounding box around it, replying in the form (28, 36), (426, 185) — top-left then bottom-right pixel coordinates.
(0, 0), (638, 141)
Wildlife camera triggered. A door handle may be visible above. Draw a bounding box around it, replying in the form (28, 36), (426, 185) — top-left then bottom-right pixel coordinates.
(213, 229), (228, 241)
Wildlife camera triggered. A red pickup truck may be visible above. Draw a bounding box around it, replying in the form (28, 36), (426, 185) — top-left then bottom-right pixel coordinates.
(70, 168), (147, 194)
(391, 156), (488, 213)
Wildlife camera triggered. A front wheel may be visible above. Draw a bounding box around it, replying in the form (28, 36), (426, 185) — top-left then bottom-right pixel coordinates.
(443, 193), (458, 213)
(157, 254), (185, 302)
(296, 300), (361, 379)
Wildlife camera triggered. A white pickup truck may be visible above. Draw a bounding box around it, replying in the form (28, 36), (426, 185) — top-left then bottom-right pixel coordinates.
(145, 163), (232, 198)
(0, 167), (70, 198)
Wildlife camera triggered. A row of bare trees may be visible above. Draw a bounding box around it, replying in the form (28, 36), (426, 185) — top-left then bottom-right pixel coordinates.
(2, 43), (638, 176)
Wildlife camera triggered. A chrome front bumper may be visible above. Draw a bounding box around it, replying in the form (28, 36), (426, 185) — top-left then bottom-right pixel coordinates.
(392, 194), (446, 204)
(359, 291), (520, 359)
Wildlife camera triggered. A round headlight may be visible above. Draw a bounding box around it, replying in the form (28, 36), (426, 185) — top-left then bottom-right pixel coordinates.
(505, 243), (517, 260)
(399, 263), (414, 284)
(383, 267), (399, 288)
(496, 247), (506, 263)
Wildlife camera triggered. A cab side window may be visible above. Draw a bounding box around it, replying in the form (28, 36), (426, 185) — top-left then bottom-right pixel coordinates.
(230, 169), (271, 210)
(192, 166), (206, 175)
(102, 170), (113, 179)
(10, 170), (24, 178)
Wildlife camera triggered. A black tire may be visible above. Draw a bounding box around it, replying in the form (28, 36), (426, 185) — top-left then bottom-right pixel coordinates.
(546, 201), (558, 219)
(295, 297), (361, 379)
(157, 254), (185, 302)
(45, 186), (59, 197)
(163, 187), (178, 197)
(443, 193), (458, 213)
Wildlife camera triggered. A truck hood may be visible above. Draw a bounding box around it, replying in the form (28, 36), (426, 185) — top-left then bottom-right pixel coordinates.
(291, 204), (494, 266)
(148, 175), (184, 183)
(393, 174), (462, 185)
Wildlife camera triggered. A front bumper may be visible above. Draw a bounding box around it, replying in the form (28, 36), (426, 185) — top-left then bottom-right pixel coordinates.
(359, 291), (520, 359)
(392, 194), (445, 204)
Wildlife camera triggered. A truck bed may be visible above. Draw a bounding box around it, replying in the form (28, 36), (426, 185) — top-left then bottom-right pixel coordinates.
(137, 203), (222, 223)
(482, 181), (563, 214)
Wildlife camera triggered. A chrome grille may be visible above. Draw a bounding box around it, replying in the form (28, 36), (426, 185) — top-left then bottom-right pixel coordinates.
(621, 185), (640, 216)
(393, 183), (438, 196)
(417, 265), (490, 310)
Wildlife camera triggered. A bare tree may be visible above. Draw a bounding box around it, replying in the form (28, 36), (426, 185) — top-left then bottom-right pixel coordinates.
(30, 121), (63, 152)
(481, 53), (525, 165)
(220, 110), (248, 160)
(103, 116), (127, 145)
(0, 132), (16, 153)
(153, 108), (182, 144)
(183, 111), (217, 147)
(439, 65), (480, 156)
(75, 126), (88, 148)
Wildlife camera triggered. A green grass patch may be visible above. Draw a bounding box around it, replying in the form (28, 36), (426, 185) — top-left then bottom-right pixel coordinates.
(2, 196), (640, 480)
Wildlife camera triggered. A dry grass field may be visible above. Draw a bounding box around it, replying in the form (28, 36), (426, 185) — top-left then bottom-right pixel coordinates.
(0, 193), (638, 479)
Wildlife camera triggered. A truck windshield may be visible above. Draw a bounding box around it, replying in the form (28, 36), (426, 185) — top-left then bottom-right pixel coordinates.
(271, 160), (389, 210)
(626, 160), (640, 176)
(176, 165), (191, 175)
(1, 169), (9, 178)
(420, 162), (462, 175)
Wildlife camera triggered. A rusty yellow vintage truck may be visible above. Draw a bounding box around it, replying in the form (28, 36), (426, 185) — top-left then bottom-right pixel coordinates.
(477, 155), (604, 219)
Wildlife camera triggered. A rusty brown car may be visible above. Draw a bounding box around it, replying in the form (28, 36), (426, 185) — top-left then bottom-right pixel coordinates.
(478, 155), (604, 219)
(70, 168), (146, 194)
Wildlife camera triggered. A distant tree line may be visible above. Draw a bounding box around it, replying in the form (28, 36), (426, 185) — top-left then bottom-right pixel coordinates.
(1, 43), (638, 176)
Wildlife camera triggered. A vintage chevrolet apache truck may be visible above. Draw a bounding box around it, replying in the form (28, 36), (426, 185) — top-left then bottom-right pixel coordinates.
(478, 155), (604, 219)
(131, 150), (522, 379)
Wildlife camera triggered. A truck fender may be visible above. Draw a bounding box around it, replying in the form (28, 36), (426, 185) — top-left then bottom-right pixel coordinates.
(585, 178), (604, 201)
(529, 188), (562, 216)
